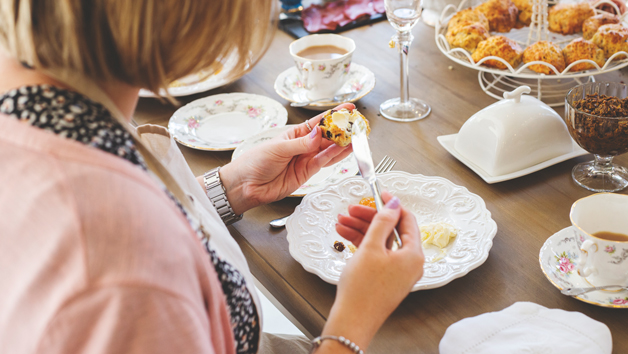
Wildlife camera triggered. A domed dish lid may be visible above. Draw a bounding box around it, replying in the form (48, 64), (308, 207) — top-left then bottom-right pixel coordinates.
(454, 86), (574, 177)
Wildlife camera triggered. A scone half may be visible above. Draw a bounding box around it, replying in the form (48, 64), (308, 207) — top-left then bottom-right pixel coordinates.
(318, 108), (370, 147)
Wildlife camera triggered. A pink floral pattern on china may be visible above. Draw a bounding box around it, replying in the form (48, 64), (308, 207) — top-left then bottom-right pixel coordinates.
(186, 116), (200, 129)
(168, 93), (288, 151)
(555, 251), (576, 275)
(274, 63), (375, 110)
(539, 227), (628, 308)
(247, 106), (263, 118)
(343, 63), (351, 74)
(318, 64), (326, 71)
(605, 245), (617, 254)
(351, 82), (363, 92)
(609, 297), (628, 305)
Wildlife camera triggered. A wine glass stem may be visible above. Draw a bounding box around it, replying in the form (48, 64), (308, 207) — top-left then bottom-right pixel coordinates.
(594, 154), (615, 172)
(397, 31), (413, 105)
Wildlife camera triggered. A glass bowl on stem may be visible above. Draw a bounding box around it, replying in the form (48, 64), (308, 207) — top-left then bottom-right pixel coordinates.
(565, 82), (628, 192)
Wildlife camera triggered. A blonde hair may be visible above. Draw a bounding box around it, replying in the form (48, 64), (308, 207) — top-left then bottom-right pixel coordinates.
(0, 0), (277, 232)
(0, 0), (276, 94)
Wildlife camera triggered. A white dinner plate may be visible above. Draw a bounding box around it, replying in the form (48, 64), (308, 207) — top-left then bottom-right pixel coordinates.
(274, 63), (375, 111)
(437, 134), (589, 184)
(168, 93), (288, 151)
(139, 56), (237, 97)
(232, 125), (359, 197)
(539, 226), (628, 308)
(286, 171), (497, 291)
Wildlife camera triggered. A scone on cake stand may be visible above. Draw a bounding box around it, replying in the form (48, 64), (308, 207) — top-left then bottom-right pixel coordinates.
(435, 0), (628, 106)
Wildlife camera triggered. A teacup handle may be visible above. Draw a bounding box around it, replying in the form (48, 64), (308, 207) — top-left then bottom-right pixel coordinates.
(302, 61), (313, 90)
(577, 239), (598, 278)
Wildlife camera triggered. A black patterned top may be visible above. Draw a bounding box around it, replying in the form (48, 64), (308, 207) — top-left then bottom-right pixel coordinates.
(0, 85), (259, 354)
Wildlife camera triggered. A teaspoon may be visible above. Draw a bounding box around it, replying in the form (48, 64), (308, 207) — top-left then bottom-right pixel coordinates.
(561, 285), (628, 296)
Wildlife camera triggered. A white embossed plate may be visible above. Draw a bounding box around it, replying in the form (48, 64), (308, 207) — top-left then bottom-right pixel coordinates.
(539, 226), (628, 308)
(274, 63), (375, 111)
(286, 171), (497, 291)
(231, 125), (358, 197)
(168, 93), (288, 151)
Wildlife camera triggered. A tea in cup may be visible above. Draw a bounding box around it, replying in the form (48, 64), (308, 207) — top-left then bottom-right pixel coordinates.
(570, 193), (628, 286)
(289, 34), (355, 100)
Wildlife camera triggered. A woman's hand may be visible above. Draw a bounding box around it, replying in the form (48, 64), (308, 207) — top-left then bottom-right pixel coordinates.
(217, 103), (355, 214)
(317, 193), (425, 352)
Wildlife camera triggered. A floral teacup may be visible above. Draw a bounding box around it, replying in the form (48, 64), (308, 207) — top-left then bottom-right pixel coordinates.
(289, 34), (355, 100)
(571, 193), (628, 287)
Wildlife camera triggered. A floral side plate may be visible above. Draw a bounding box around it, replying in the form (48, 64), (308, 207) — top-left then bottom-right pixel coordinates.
(274, 63), (375, 111)
(539, 226), (628, 308)
(168, 93), (288, 151)
(231, 125), (359, 197)
(286, 172), (498, 291)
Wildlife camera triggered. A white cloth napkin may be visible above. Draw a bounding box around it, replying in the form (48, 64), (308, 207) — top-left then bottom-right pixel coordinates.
(439, 302), (612, 354)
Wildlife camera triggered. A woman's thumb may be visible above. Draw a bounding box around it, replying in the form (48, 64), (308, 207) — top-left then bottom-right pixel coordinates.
(361, 196), (402, 248)
(276, 125), (321, 157)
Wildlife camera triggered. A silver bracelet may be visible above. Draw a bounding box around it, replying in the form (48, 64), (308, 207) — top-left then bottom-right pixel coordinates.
(202, 167), (242, 226)
(310, 335), (364, 354)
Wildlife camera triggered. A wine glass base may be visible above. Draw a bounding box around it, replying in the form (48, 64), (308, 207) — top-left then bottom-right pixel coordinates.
(572, 161), (628, 193)
(380, 97), (431, 122)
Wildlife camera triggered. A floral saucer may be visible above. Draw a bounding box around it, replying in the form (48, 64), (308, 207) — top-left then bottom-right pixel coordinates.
(168, 93), (287, 151)
(273, 63), (375, 111)
(231, 125), (359, 197)
(539, 226), (628, 308)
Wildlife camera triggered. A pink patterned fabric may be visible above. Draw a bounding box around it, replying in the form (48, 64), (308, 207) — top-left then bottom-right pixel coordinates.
(302, 0), (386, 32)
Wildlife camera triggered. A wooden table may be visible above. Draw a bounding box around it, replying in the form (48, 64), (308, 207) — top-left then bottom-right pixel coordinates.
(135, 21), (628, 353)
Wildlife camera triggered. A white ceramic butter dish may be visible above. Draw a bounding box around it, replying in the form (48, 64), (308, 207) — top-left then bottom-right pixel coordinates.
(438, 86), (588, 183)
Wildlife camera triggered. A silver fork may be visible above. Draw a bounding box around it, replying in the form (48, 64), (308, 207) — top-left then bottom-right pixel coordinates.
(269, 155), (397, 228)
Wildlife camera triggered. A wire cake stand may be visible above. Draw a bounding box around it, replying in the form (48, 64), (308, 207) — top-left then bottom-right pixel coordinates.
(435, 0), (628, 106)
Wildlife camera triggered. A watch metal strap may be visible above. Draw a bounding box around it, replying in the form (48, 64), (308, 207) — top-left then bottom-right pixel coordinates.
(203, 167), (242, 225)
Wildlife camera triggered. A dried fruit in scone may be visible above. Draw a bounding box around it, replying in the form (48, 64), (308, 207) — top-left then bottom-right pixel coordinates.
(447, 8), (490, 31)
(522, 41), (566, 74)
(548, 3), (596, 35)
(318, 108), (370, 147)
(475, 0), (518, 33)
(359, 197), (376, 209)
(562, 38), (606, 71)
(511, 0), (532, 26)
(583, 13), (621, 40)
(472, 36), (523, 70)
(591, 24), (628, 59)
(446, 23), (490, 53)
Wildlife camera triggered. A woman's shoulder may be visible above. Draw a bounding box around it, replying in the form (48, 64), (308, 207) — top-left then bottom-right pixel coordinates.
(0, 117), (211, 299)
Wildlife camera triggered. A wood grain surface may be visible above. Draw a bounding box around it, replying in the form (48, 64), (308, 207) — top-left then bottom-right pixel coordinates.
(134, 21), (628, 353)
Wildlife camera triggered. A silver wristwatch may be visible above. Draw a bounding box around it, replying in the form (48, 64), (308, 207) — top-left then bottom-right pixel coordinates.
(203, 167), (242, 225)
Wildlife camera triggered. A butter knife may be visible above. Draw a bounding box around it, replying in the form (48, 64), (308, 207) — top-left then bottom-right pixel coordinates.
(351, 117), (402, 250)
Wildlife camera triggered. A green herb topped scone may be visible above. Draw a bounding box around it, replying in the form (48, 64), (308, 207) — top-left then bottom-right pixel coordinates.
(318, 108), (370, 147)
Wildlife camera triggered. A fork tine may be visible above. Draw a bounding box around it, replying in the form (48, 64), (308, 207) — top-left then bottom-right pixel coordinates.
(374, 155), (388, 173)
(378, 158), (391, 173)
(383, 159), (396, 173)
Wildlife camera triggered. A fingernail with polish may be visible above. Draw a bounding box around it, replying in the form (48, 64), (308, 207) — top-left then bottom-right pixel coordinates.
(310, 125), (318, 139)
(385, 196), (400, 209)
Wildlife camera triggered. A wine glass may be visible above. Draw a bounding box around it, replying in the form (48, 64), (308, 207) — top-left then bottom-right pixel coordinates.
(380, 0), (431, 122)
(565, 82), (628, 192)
